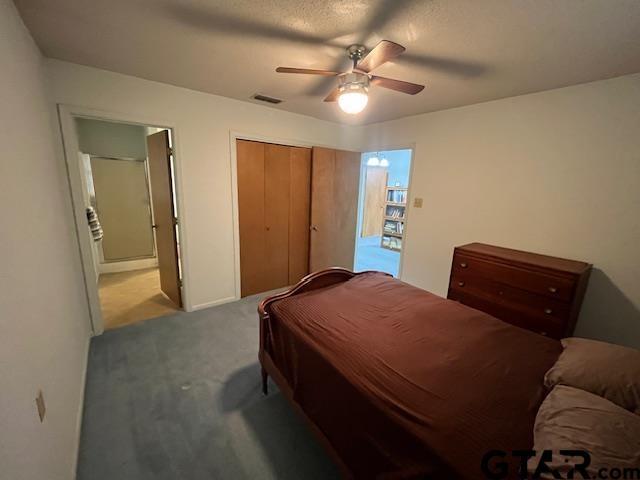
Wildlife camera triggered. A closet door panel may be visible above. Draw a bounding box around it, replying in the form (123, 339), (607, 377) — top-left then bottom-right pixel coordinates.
(237, 140), (266, 297)
(309, 147), (361, 271)
(309, 147), (335, 272)
(333, 149), (361, 268)
(288, 147), (311, 284)
(264, 144), (291, 288)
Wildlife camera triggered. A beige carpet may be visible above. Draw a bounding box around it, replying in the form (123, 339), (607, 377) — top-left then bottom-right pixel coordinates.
(98, 267), (179, 330)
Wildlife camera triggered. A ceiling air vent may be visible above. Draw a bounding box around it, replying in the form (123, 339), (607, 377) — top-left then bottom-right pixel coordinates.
(252, 94), (283, 104)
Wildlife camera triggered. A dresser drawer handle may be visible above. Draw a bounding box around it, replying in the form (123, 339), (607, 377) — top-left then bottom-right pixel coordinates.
(458, 281), (465, 287)
(544, 308), (553, 315)
(548, 286), (558, 293)
(460, 262), (468, 268)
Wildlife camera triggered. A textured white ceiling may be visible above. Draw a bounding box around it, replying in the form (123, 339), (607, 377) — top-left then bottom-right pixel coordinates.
(15, 0), (640, 125)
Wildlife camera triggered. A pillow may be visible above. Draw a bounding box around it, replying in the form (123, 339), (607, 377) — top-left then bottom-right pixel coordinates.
(529, 385), (640, 479)
(544, 337), (640, 414)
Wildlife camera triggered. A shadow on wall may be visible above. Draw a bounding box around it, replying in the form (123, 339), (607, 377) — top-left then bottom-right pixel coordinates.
(575, 268), (640, 348)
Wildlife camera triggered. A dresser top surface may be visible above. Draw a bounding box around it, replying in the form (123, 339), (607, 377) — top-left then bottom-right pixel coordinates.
(455, 243), (591, 275)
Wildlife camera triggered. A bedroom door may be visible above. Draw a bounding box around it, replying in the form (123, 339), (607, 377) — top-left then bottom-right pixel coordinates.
(146, 131), (182, 307)
(237, 140), (311, 297)
(309, 147), (361, 271)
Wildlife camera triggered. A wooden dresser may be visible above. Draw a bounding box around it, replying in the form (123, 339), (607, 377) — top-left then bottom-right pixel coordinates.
(447, 243), (592, 339)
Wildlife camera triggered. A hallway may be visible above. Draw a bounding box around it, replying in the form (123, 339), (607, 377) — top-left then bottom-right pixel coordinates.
(98, 268), (179, 329)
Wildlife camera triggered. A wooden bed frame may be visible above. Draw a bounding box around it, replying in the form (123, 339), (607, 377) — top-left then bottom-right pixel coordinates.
(257, 267), (391, 476)
(257, 265), (565, 477)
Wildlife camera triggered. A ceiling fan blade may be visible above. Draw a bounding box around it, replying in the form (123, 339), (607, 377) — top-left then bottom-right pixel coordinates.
(356, 40), (405, 73)
(323, 88), (340, 102)
(370, 76), (425, 95)
(276, 67), (341, 76)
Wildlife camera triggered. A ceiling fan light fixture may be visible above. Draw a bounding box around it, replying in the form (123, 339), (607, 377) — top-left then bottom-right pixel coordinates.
(337, 72), (369, 114)
(338, 89), (368, 114)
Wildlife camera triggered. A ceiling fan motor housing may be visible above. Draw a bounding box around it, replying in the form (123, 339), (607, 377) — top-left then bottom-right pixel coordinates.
(347, 44), (367, 63)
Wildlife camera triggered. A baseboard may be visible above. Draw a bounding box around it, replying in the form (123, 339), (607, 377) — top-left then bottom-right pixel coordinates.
(98, 257), (158, 274)
(72, 335), (91, 480)
(190, 295), (238, 312)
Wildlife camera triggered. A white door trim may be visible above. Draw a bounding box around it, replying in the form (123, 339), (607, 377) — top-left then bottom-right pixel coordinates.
(57, 104), (190, 335)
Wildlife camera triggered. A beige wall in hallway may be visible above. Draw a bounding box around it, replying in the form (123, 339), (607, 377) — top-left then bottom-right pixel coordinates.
(75, 117), (147, 159)
(359, 73), (640, 348)
(90, 157), (155, 261)
(0, 1), (91, 478)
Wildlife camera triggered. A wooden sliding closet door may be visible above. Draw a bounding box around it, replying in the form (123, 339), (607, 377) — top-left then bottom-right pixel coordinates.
(237, 140), (267, 297)
(288, 147), (312, 284)
(237, 140), (311, 297)
(309, 147), (361, 271)
(264, 144), (290, 287)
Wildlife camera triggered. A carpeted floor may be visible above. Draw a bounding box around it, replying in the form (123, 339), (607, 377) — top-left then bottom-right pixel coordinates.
(354, 235), (400, 277)
(77, 292), (339, 480)
(98, 267), (179, 330)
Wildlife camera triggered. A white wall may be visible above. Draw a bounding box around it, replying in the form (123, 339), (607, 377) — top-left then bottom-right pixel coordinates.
(43, 53), (640, 348)
(46, 60), (361, 311)
(361, 74), (640, 348)
(0, 1), (91, 479)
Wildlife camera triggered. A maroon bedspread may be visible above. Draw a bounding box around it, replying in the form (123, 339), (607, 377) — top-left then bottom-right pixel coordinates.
(266, 272), (562, 479)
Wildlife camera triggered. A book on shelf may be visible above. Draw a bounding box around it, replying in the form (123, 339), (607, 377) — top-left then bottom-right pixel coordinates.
(383, 220), (405, 234)
(387, 189), (407, 204)
(382, 235), (402, 250)
(386, 207), (405, 219)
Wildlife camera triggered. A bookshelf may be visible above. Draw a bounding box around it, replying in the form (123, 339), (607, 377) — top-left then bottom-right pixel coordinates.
(381, 186), (407, 252)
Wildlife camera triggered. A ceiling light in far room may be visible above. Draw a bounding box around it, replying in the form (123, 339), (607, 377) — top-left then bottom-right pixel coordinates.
(338, 72), (369, 114)
(367, 153), (380, 166)
(379, 156), (389, 167)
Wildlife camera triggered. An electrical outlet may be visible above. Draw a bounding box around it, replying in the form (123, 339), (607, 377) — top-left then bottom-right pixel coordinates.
(35, 390), (46, 422)
(413, 197), (424, 208)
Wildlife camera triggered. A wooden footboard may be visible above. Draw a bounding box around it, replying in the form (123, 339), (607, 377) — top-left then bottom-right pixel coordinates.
(258, 267), (381, 320)
(258, 268), (388, 394)
(256, 268), (389, 478)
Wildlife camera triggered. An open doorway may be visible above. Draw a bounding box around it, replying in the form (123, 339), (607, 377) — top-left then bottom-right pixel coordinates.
(354, 149), (412, 277)
(72, 117), (182, 330)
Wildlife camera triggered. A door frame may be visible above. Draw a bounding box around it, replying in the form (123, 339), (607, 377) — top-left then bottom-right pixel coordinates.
(229, 132), (354, 300)
(58, 104), (189, 335)
(354, 144), (416, 280)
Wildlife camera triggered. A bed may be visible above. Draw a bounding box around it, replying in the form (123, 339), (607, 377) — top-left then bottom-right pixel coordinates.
(258, 268), (562, 479)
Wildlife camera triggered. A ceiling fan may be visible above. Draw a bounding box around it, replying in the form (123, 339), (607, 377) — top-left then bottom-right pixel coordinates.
(276, 40), (425, 114)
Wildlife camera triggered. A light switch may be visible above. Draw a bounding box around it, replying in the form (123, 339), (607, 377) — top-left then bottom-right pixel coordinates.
(413, 197), (423, 208)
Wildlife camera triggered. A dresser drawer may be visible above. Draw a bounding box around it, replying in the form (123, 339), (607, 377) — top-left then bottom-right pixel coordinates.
(452, 253), (576, 302)
(449, 272), (571, 323)
(448, 288), (565, 339)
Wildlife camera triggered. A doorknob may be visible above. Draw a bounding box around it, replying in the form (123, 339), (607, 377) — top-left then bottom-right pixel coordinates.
(310, 225), (318, 231)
